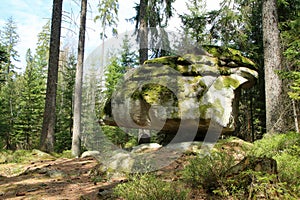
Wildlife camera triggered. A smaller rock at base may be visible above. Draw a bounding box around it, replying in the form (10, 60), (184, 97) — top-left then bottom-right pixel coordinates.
(131, 143), (162, 153)
(81, 150), (100, 158)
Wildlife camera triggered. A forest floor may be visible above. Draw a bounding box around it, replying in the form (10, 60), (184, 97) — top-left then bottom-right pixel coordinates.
(0, 156), (107, 199)
(0, 138), (254, 200)
(1, 134), (299, 200)
(0, 151), (198, 200)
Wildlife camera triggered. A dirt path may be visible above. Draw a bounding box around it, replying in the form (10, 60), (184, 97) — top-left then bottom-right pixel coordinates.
(0, 157), (124, 200)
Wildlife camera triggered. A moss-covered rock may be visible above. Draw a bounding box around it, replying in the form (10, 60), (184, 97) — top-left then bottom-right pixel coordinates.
(202, 45), (257, 70)
(102, 46), (258, 140)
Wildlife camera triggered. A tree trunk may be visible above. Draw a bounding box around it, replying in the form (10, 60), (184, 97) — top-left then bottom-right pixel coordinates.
(292, 99), (299, 133)
(138, 0), (151, 143)
(262, 0), (283, 133)
(72, 0), (87, 157)
(139, 0), (148, 64)
(40, 0), (63, 152)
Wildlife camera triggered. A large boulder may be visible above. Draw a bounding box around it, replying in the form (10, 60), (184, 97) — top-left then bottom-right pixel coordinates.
(101, 45), (258, 139)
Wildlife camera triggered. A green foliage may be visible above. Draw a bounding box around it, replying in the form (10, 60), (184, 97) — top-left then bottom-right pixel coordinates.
(0, 44), (8, 83)
(182, 133), (299, 198)
(14, 49), (45, 149)
(94, 0), (119, 39)
(129, 0), (175, 58)
(55, 52), (76, 152)
(0, 16), (20, 72)
(130, 0), (175, 29)
(34, 21), (50, 75)
(278, 71), (300, 100)
(0, 17), (21, 150)
(120, 34), (138, 68)
(274, 153), (300, 189)
(250, 132), (300, 157)
(179, 0), (266, 141)
(105, 56), (126, 97)
(0, 73), (21, 150)
(216, 170), (297, 199)
(52, 150), (74, 159)
(182, 151), (235, 191)
(113, 174), (190, 200)
(101, 125), (137, 148)
(105, 35), (137, 98)
(249, 132), (300, 196)
(278, 0), (300, 70)
(0, 21), (50, 150)
(0, 149), (54, 164)
(0, 44), (8, 63)
(180, 0), (256, 48)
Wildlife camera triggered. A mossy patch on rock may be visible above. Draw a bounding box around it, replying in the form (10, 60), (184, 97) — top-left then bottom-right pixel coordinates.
(144, 56), (191, 69)
(101, 46), (258, 138)
(214, 76), (240, 90)
(141, 83), (176, 105)
(202, 45), (257, 70)
(199, 103), (213, 118)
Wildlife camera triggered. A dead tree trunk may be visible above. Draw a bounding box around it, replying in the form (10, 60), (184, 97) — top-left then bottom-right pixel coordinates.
(72, 0), (87, 157)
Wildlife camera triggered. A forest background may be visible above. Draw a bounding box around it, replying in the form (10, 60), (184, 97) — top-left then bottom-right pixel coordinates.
(0, 0), (299, 153)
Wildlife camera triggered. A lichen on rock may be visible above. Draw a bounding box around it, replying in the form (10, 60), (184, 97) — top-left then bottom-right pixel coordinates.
(101, 45), (258, 140)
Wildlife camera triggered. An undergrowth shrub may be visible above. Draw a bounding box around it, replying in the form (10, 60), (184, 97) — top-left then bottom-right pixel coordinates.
(52, 150), (73, 159)
(0, 149), (54, 163)
(249, 132), (300, 197)
(250, 132), (300, 157)
(182, 151), (235, 191)
(274, 152), (300, 195)
(113, 174), (189, 200)
(101, 125), (138, 148)
(182, 142), (299, 199)
(216, 170), (298, 199)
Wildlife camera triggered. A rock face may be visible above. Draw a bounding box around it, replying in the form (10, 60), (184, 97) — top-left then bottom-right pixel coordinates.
(102, 45), (258, 139)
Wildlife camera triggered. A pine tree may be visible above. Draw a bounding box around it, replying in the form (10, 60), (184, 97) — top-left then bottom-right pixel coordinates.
(56, 50), (76, 152)
(0, 16), (20, 75)
(35, 21), (51, 76)
(40, 0), (63, 152)
(14, 49), (45, 149)
(105, 56), (124, 97)
(0, 17), (20, 150)
(0, 44), (8, 84)
(94, 0), (119, 68)
(277, 0), (300, 132)
(138, 0), (148, 64)
(120, 34), (138, 69)
(263, 0), (284, 133)
(0, 75), (20, 149)
(100, 36), (138, 147)
(105, 34), (138, 98)
(132, 0), (175, 62)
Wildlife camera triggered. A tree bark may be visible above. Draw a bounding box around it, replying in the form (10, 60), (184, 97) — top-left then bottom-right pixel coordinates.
(292, 99), (299, 133)
(40, 0), (63, 152)
(72, 0), (87, 157)
(262, 0), (284, 133)
(137, 0), (150, 143)
(139, 0), (148, 64)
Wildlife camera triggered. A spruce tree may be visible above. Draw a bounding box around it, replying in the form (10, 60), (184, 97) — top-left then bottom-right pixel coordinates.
(56, 50), (76, 152)
(14, 49), (45, 149)
(0, 17), (20, 149)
